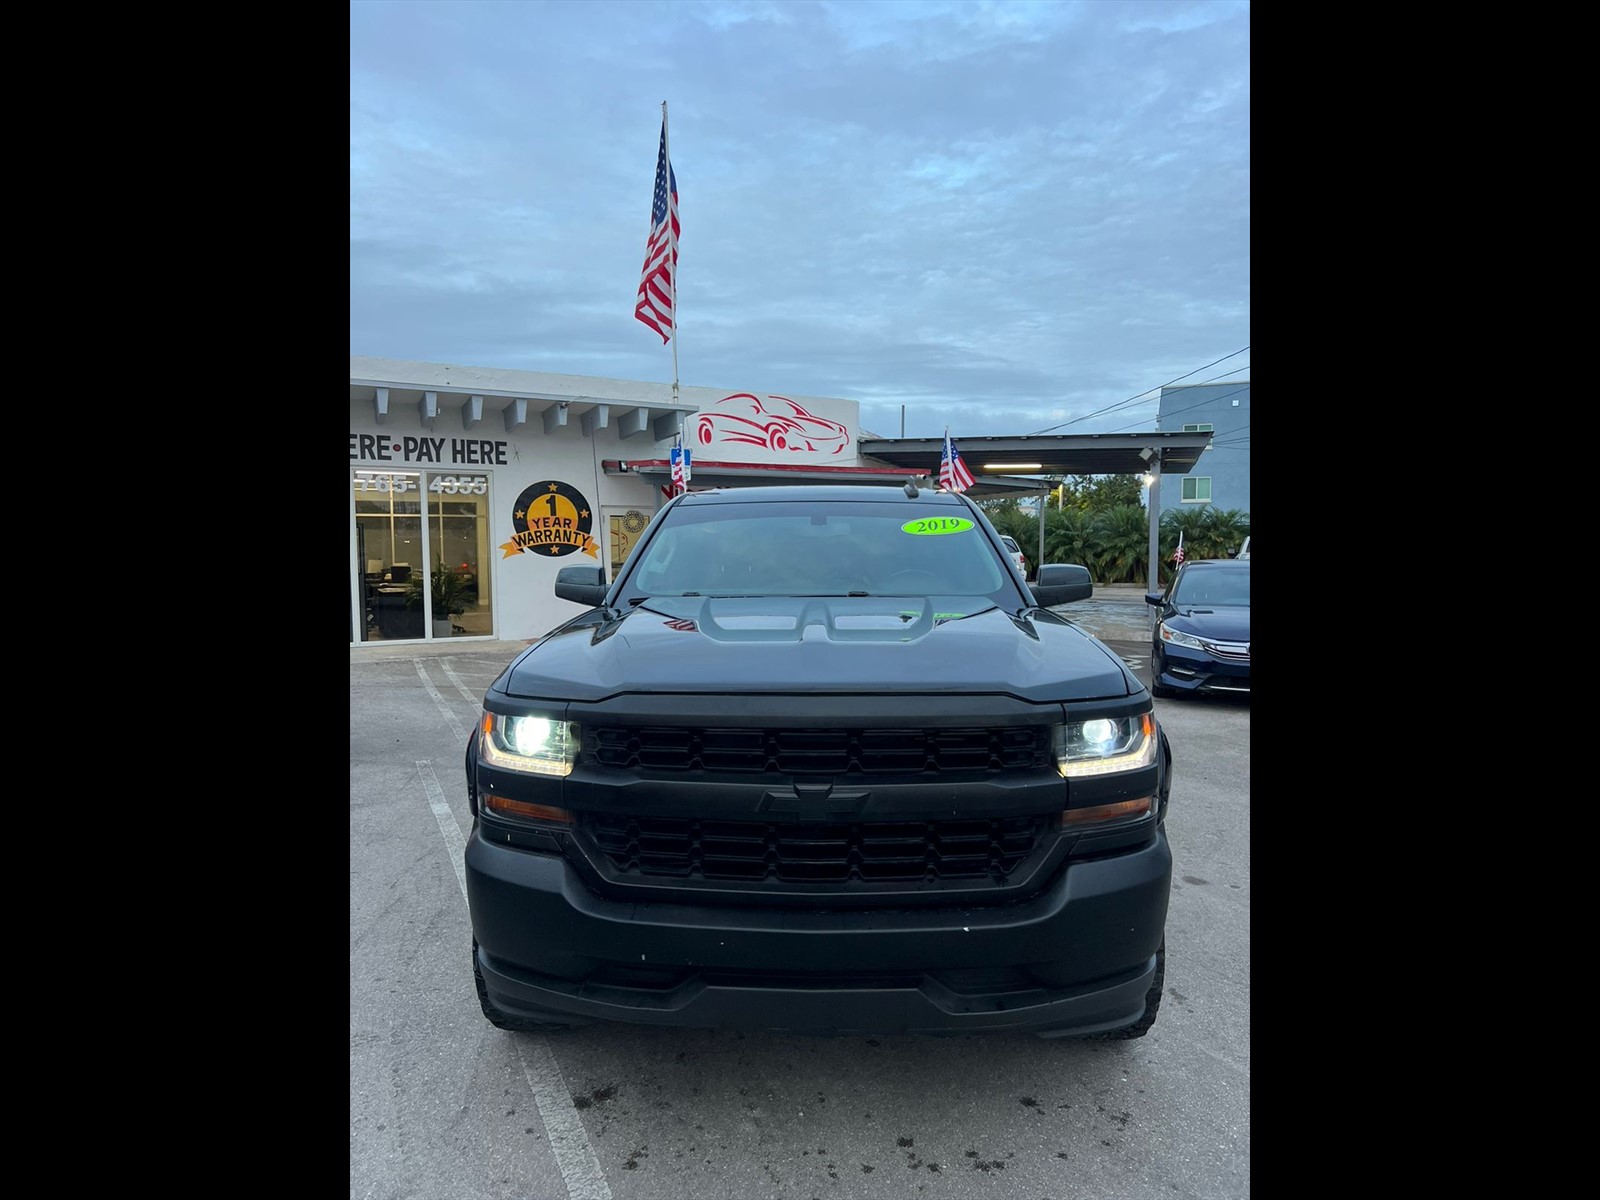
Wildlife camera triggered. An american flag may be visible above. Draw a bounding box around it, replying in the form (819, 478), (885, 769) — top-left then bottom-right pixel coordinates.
(939, 429), (975, 492)
(635, 116), (679, 343)
(1172, 531), (1185, 565)
(670, 440), (691, 494)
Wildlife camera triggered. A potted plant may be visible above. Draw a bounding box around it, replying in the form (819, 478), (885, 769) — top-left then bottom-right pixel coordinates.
(407, 560), (473, 637)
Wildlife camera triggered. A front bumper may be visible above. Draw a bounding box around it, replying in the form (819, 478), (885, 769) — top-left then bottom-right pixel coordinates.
(1153, 644), (1250, 695)
(466, 823), (1171, 1036)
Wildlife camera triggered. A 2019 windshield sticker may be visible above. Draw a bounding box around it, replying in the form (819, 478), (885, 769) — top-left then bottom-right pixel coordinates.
(900, 517), (974, 535)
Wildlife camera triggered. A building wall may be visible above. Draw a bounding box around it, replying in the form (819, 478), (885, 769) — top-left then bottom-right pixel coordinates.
(1156, 382), (1249, 518)
(351, 361), (862, 644)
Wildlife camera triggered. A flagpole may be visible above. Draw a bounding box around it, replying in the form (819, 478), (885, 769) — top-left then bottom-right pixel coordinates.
(662, 100), (679, 407)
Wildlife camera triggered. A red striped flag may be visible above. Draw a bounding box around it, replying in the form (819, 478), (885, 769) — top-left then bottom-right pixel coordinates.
(1173, 532), (1185, 564)
(634, 116), (679, 343)
(938, 429), (975, 492)
(670, 440), (691, 495)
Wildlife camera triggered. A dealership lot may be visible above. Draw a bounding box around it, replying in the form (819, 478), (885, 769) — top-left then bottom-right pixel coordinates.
(351, 636), (1249, 1199)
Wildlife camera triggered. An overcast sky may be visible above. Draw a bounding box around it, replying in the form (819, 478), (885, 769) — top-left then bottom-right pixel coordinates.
(350, 0), (1249, 440)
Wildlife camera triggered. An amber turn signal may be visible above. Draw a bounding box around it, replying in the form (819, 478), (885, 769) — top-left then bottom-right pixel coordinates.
(1061, 796), (1153, 827)
(483, 795), (573, 823)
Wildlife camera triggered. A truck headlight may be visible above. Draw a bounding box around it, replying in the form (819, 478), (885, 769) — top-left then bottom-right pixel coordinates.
(1054, 712), (1157, 777)
(478, 711), (579, 777)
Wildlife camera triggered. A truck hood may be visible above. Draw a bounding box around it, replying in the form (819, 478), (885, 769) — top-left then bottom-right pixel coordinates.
(497, 596), (1136, 703)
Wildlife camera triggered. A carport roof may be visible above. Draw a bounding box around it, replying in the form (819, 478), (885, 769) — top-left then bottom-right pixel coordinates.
(858, 430), (1213, 478)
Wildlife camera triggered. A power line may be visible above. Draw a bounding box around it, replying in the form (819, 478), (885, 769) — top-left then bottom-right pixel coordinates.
(1027, 346), (1249, 435)
(1105, 382), (1251, 434)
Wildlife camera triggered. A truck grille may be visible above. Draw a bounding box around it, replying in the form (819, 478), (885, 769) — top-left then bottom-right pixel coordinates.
(583, 725), (1050, 775)
(583, 813), (1048, 884)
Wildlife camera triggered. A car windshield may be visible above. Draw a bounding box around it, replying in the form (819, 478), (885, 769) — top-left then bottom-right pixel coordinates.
(1172, 567), (1250, 608)
(619, 500), (1018, 602)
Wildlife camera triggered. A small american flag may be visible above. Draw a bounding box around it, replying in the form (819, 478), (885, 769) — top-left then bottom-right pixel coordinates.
(1172, 531), (1185, 565)
(670, 440), (691, 495)
(938, 429), (975, 492)
(635, 116), (679, 343)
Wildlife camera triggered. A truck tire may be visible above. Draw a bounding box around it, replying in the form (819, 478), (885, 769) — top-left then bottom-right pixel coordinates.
(1093, 940), (1165, 1040)
(473, 941), (574, 1033)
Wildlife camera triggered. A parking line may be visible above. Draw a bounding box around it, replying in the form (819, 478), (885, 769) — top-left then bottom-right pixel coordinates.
(414, 660), (468, 743)
(517, 1041), (614, 1200)
(415, 760), (613, 1200)
(439, 657), (484, 707)
(417, 760), (469, 902)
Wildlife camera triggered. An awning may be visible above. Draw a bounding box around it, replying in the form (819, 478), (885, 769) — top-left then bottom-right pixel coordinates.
(858, 430), (1213, 477)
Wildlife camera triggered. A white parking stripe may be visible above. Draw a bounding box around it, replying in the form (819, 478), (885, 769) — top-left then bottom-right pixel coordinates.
(517, 1041), (615, 1200)
(439, 657), (483, 706)
(416, 733), (613, 1200)
(417, 761), (469, 904)
(414, 660), (467, 742)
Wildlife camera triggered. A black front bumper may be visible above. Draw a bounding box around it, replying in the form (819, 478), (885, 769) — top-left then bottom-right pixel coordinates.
(466, 824), (1171, 1036)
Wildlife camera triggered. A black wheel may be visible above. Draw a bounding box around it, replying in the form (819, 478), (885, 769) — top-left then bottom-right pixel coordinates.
(473, 941), (573, 1033)
(1092, 940), (1164, 1040)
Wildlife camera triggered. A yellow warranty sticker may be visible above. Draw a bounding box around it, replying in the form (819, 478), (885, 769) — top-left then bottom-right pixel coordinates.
(900, 517), (974, 536)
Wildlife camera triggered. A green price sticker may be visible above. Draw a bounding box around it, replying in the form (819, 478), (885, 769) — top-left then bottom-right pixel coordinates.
(900, 517), (974, 536)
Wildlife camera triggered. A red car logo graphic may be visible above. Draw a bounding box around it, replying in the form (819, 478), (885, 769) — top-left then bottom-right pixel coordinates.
(695, 394), (852, 455)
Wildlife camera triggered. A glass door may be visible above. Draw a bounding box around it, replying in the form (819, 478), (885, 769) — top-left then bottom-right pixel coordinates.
(422, 471), (492, 638)
(354, 471), (424, 642)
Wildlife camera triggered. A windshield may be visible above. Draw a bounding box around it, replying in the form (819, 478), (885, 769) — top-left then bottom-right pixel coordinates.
(618, 500), (1020, 603)
(1172, 567), (1250, 608)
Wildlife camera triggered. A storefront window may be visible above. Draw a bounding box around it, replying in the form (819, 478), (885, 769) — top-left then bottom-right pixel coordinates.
(352, 471), (493, 643)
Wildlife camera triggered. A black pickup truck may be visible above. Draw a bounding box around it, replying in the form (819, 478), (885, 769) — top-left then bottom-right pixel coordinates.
(465, 483), (1172, 1038)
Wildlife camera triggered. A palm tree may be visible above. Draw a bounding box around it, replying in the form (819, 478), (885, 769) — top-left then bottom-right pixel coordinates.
(981, 500), (1037, 552)
(1160, 507), (1210, 586)
(1043, 506), (1095, 574)
(1091, 504), (1152, 584)
(1200, 507), (1250, 559)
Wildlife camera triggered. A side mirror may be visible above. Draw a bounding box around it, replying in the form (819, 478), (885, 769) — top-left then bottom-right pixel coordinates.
(1029, 563), (1092, 606)
(554, 565), (608, 607)
(1145, 591), (1165, 606)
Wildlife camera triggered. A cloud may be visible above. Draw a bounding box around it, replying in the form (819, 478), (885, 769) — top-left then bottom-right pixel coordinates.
(351, 0), (1249, 435)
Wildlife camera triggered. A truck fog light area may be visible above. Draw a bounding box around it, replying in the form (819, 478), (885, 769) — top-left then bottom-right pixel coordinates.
(1061, 796), (1153, 829)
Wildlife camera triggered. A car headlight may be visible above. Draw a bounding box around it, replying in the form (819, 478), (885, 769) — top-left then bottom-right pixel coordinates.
(1157, 621), (1205, 650)
(1054, 712), (1157, 777)
(478, 711), (579, 777)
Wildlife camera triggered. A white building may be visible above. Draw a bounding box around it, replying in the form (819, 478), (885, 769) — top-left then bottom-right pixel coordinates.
(350, 356), (916, 646)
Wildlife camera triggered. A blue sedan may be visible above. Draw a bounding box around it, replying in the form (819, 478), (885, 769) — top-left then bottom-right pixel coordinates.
(1144, 559), (1250, 699)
